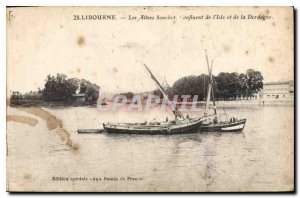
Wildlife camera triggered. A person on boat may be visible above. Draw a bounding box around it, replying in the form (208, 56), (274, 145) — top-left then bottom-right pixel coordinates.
(186, 114), (190, 119)
(175, 116), (179, 124)
(166, 117), (168, 122)
(213, 117), (218, 124)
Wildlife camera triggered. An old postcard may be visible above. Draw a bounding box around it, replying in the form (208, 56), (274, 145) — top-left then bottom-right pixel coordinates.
(6, 6), (294, 192)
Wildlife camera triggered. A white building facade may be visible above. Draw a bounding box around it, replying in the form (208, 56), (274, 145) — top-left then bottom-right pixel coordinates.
(260, 81), (294, 102)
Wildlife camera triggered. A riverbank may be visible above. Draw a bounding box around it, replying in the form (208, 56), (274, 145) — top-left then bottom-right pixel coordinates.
(9, 98), (293, 109)
(142, 99), (293, 107)
(9, 100), (96, 108)
(213, 99), (294, 107)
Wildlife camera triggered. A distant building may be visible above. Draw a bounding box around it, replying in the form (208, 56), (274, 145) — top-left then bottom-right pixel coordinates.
(260, 80), (294, 102)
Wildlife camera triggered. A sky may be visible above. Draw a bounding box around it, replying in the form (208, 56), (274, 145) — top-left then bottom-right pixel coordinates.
(7, 7), (294, 94)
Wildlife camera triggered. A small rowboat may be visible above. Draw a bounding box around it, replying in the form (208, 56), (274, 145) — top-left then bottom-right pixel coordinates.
(77, 129), (104, 134)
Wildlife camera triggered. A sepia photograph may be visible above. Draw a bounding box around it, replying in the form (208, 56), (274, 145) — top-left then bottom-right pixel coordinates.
(6, 6), (294, 192)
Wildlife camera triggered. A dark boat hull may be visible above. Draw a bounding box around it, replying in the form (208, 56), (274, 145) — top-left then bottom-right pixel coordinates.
(103, 121), (201, 135)
(200, 119), (246, 132)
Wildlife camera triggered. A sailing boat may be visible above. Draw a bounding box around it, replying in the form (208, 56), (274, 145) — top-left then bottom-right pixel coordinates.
(103, 64), (202, 135)
(199, 51), (246, 132)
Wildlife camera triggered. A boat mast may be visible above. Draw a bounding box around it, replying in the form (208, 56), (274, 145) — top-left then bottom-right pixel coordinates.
(204, 51), (212, 116)
(143, 64), (185, 120)
(204, 51), (219, 123)
(209, 63), (219, 122)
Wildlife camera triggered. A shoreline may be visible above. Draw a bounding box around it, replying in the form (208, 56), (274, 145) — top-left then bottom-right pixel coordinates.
(8, 99), (293, 109)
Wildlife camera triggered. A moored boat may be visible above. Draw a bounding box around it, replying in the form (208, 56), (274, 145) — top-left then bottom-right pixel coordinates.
(200, 118), (246, 132)
(103, 117), (202, 135)
(199, 51), (247, 133)
(103, 64), (202, 135)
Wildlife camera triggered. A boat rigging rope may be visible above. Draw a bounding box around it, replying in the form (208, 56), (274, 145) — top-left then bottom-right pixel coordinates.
(221, 101), (229, 121)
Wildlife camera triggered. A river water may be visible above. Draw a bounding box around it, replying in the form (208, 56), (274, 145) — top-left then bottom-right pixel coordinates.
(7, 105), (294, 192)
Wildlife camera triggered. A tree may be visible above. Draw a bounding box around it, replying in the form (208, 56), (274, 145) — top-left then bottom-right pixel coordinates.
(245, 69), (263, 98)
(10, 73), (100, 105)
(172, 74), (209, 101)
(79, 79), (100, 104)
(238, 73), (248, 98)
(85, 83), (100, 104)
(42, 74), (100, 103)
(170, 69), (263, 101)
(42, 74), (78, 102)
(215, 72), (231, 100)
(215, 72), (241, 100)
(230, 73), (241, 99)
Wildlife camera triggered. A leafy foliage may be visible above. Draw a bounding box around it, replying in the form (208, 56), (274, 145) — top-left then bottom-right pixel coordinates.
(172, 74), (210, 100)
(42, 74), (78, 102)
(42, 74), (100, 103)
(171, 69), (263, 100)
(79, 79), (100, 104)
(245, 69), (264, 98)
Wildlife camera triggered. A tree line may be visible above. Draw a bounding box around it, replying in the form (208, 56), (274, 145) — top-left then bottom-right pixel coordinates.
(155, 69), (263, 101)
(10, 73), (100, 106)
